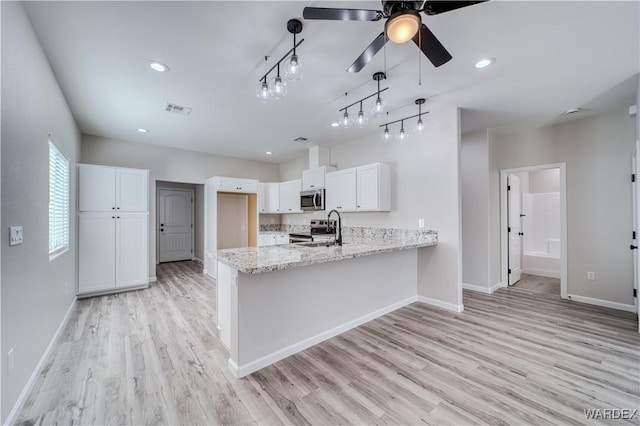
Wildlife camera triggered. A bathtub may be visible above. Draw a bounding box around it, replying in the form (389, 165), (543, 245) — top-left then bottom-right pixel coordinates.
(522, 239), (560, 278)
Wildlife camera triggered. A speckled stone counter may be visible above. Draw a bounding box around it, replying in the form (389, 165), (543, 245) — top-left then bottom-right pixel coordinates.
(216, 229), (437, 274)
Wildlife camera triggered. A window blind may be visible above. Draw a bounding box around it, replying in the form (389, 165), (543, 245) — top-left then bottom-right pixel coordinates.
(49, 140), (69, 257)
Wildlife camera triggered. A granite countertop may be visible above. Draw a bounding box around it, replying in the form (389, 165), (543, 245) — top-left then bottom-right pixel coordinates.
(216, 230), (437, 274)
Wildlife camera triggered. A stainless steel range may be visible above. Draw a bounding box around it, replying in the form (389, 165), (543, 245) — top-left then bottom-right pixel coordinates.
(289, 219), (337, 243)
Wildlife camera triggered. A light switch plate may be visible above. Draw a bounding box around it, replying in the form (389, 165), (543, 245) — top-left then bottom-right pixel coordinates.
(9, 226), (23, 246)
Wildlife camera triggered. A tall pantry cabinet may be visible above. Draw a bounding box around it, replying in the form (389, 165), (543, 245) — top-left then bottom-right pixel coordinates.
(78, 164), (149, 296)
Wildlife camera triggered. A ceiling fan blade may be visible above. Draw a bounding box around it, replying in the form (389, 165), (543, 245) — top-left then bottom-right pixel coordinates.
(347, 32), (387, 73)
(303, 7), (383, 21)
(422, 1), (487, 16)
(413, 24), (452, 67)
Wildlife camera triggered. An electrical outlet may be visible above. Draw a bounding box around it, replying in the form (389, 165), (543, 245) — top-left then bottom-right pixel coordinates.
(9, 226), (23, 246)
(418, 218), (425, 229)
(587, 271), (595, 281)
(7, 349), (14, 376)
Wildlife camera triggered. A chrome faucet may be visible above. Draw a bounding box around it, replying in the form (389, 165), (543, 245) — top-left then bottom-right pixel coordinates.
(327, 209), (342, 246)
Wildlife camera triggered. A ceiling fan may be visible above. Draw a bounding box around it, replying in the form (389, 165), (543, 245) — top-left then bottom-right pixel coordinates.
(303, 1), (487, 73)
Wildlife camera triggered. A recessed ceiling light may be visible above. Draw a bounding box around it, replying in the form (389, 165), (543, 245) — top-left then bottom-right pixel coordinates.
(266, 151), (273, 155)
(330, 122), (340, 127)
(149, 61), (169, 72)
(137, 128), (149, 133)
(475, 58), (495, 69)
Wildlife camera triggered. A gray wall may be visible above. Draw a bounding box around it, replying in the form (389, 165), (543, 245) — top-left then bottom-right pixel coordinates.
(490, 108), (635, 305)
(81, 134), (279, 277)
(461, 129), (490, 288)
(279, 107), (463, 308)
(1, 2), (81, 421)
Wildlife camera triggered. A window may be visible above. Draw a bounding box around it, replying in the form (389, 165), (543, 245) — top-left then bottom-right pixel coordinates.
(49, 139), (69, 259)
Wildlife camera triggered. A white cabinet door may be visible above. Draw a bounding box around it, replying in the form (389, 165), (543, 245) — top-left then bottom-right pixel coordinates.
(279, 179), (302, 213)
(79, 212), (116, 293)
(326, 169), (356, 212)
(117, 168), (148, 211)
(357, 164), (379, 210)
(302, 169), (314, 191)
(258, 183), (266, 213)
(265, 183), (281, 213)
(78, 165), (116, 211)
(302, 166), (336, 190)
(217, 177), (258, 193)
(116, 212), (148, 287)
(275, 234), (289, 245)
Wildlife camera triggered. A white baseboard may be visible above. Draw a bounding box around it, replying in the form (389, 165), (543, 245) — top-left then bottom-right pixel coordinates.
(192, 257), (203, 263)
(228, 296), (417, 378)
(417, 295), (464, 313)
(567, 294), (636, 313)
(522, 268), (560, 279)
(4, 296), (77, 425)
(462, 282), (503, 294)
(148, 276), (157, 283)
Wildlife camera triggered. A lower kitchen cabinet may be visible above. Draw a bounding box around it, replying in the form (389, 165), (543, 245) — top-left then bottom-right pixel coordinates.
(78, 212), (148, 295)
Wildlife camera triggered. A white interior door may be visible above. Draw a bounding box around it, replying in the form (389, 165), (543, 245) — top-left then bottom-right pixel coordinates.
(633, 141), (639, 323)
(217, 193), (248, 249)
(508, 174), (523, 285)
(159, 189), (193, 263)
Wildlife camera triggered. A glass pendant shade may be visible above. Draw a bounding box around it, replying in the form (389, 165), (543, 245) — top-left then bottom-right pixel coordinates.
(256, 81), (270, 103)
(269, 75), (287, 99)
(371, 97), (385, 116)
(381, 126), (391, 141)
(356, 109), (368, 128)
(398, 126), (409, 143)
(284, 54), (304, 80)
(340, 111), (352, 128)
(415, 118), (424, 133)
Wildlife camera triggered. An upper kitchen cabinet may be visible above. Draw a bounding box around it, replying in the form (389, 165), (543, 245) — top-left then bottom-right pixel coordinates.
(279, 179), (302, 213)
(217, 177), (258, 193)
(302, 165), (336, 191)
(79, 164), (148, 212)
(356, 163), (391, 211)
(326, 163), (390, 212)
(264, 183), (281, 213)
(325, 168), (357, 212)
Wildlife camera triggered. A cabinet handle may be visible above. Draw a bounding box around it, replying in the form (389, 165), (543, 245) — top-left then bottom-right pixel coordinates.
(112, 207), (115, 210)
(117, 207), (120, 210)
(357, 205), (361, 208)
(112, 216), (115, 219)
(117, 216), (120, 219)
(310, 185), (314, 188)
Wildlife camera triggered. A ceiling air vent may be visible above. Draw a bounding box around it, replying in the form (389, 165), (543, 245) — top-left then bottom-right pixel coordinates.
(294, 137), (309, 143)
(164, 102), (192, 116)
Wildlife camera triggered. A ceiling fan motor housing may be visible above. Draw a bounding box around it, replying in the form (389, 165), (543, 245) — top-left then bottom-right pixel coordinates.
(382, 1), (423, 16)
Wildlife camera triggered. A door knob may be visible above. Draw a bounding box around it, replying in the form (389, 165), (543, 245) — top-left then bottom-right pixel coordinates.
(630, 244), (638, 250)
(518, 232), (524, 236)
(160, 223), (164, 226)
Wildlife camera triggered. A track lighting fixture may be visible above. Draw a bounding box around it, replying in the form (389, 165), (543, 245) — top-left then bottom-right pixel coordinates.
(284, 19), (304, 80)
(256, 19), (304, 102)
(378, 98), (428, 142)
(337, 77), (388, 130)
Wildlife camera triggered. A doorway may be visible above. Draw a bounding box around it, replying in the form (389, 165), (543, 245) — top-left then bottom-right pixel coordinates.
(158, 187), (194, 263)
(500, 163), (568, 298)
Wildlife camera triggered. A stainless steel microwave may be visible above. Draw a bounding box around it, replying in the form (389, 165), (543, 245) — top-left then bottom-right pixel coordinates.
(300, 189), (325, 211)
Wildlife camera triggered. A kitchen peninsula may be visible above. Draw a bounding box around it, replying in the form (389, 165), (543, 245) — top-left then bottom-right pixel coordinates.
(215, 228), (437, 378)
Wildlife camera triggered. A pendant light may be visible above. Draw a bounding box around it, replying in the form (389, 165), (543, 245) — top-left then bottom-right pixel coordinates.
(340, 108), (352, 128)
(415, 98), (425, 133)
(269, 63), (288, 99)
(381, 124), (391, 141)
(371, 72), (386, 116)
(398, 120), (409, 142)
(256, 57), (271, 103)
(355, 101), (368, 128)
(284, 19), (304, 81)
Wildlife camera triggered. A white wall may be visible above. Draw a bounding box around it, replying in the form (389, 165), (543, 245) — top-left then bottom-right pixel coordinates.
(280, 107), (463, 308)
(81, 135), (279, 278)
(461, 129), (490, 288)
(1, 2), (81, 421)
(529, 168), (560, 193)
(491, 108), (635, 305)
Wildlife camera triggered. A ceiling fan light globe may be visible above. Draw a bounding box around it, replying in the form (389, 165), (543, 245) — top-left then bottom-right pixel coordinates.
(284, 55), (304, 80)
(385, 11), (420, 44)
(256, 81), (271, 103)
(371, 97), (385, 116)
(269, 75), (288, 99)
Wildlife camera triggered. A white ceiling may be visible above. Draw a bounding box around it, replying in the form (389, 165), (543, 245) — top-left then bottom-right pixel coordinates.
(24, 1), (639, 163)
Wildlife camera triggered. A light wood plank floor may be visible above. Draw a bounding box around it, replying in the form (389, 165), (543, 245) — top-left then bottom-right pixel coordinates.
(15, 261), (640, 425)
(513, 273), (561, 295)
